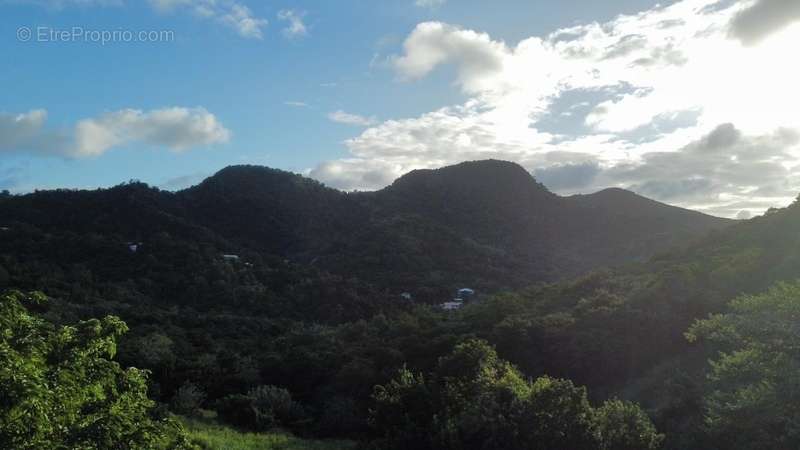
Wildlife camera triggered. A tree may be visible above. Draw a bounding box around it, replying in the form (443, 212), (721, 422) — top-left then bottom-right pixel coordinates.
(0, 290), (191, 450)
(687, 282), (800, 450)
(371, 338), (662, 450)
(370, 366), (433, 449)
(594, 399), (664, 450)
(515, 377), (597, 450)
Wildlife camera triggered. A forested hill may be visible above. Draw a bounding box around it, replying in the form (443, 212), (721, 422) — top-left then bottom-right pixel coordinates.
(0, 160), (729, 302)
(178, 160), (730, 293)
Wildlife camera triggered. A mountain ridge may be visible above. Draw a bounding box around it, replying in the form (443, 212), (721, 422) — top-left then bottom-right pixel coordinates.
(0, 159), (732, 299)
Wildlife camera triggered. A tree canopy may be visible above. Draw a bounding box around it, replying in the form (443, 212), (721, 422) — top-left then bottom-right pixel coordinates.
(688, 281), (800, 450)
(0, 290), (191, 450)
(370, 339), (663, 450)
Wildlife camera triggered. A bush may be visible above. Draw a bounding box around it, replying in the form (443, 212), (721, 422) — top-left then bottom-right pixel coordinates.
(216, 385), (307, 432)
(249, 385), (307, 430)
(171, 382), (207, 416)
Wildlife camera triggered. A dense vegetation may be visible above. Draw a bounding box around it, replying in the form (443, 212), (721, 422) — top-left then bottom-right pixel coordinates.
(0, 291), (190, 450)
(687, 282), (800, 450)
(370, 339), (662, 450)
(3, 160), (800, 448)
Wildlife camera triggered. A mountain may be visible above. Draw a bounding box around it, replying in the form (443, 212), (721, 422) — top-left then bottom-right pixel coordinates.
(178, 165), (362, 256)
(173, 160), (730, 295)
(557, 187), (732, 273)
(0, 160), (731, 302)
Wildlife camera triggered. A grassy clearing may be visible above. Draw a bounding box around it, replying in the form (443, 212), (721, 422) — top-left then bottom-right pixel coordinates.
(180, 417), (357, 450)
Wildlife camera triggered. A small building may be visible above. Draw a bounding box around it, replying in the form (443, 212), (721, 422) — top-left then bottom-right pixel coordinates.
(457, 288), (475, 301)
(127, 242), (143, 253)
(400, 292), (413, 301)
(0, 227), (9, 232)
(441, 299), (464, 311)
(223, 254), (241, 262)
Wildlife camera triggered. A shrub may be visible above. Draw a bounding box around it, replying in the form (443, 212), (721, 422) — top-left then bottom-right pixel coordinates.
(250, 385), (305, 430)
(216, 385), (307, 432)
(171, 382), (207, 416)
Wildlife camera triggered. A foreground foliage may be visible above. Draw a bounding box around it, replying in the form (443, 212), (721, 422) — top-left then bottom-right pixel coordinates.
(688, 281), (800, 450)
(370, 339), (663, 450)
(0, 290), (191, 450)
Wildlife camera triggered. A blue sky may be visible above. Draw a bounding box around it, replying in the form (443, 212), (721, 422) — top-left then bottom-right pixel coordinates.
(1, 0), (799, 218)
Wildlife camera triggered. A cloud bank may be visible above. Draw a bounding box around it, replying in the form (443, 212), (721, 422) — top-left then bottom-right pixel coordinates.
(312, 0), (800, 217)
(0, 107), (230, 158)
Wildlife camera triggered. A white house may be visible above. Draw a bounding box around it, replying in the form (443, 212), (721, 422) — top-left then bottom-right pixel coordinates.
(441, 299), (464, 311)
(223, 254), (241, 262)
(400, 292), (413, 301)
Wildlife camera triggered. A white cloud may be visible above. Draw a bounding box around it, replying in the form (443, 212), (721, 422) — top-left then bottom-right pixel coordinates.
(310, 0), (800, 217)
(0, 107), (230, 158)
(277, 9), (308, 39)
(0, 110), (49, 150)
(309, 159), (403, 191)
(219, 4), (267, 39)
(391, 22), (508, 92)
(415, 0), (445, 8)
(147, 0), (267, 39)
(328, 110), (378, 127)
(284, 101), (308, 108)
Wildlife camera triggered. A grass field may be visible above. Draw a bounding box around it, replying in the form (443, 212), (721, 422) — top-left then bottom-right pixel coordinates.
(181, 418), (357, 450)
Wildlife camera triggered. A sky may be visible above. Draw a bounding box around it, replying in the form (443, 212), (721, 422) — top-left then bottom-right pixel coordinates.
(1, 0), (799, 218)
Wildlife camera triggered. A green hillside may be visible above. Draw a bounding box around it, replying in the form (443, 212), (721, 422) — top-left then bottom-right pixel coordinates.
(6, 161), (798, 449)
